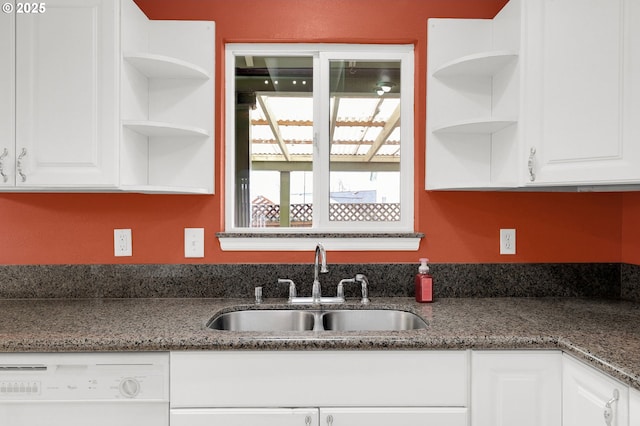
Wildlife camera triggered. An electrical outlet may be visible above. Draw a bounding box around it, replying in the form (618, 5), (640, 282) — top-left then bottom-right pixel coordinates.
(500, 229), (516, 255)
(114, 229), (132, 257)
(184, 228), (205, 258)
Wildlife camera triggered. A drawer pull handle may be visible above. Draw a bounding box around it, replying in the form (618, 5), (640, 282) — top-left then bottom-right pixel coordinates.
(0, 148), (7, 183)
(17, 148), (27, 182)
(603, 388), (619, 426)
(305, 415), (312, 426)
(528, 147), (536, 182)
(326, 414), (333, 426)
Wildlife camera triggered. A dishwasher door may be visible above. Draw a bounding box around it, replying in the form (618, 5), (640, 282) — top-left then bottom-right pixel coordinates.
(0, 400), (168, 426)
(0, 352), (169, 426)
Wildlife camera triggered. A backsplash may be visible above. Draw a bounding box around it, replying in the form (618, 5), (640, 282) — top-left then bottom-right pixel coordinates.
(0, 263), (630, 301)
(622, 263), (640, 303)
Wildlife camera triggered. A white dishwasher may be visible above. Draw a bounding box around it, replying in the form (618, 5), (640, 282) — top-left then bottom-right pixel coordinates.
(0, 352), (168, 426)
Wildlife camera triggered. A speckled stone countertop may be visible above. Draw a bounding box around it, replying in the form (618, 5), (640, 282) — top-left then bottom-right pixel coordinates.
(0, 297), (638, 391)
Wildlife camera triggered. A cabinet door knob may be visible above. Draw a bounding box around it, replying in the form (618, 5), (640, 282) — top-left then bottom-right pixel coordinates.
(528, 147), (536, 182)
(305, 415), (312, 426)
(326, 414), (334, 426)
(0, 148), (8, 183)
(603, 388), (619, 426)
(16, 148), (27, 182)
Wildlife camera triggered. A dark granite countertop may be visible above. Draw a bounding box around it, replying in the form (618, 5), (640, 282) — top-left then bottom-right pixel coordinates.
(0, 297), (638, 391)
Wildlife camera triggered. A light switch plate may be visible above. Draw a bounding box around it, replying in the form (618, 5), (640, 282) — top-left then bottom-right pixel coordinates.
(184, 228), (205, 258)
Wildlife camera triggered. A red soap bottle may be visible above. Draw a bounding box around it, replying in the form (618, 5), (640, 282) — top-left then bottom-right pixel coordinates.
(415, 258), (433, 303)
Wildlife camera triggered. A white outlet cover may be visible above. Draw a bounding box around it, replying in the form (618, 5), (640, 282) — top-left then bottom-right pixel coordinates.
(500, 228), (516, 255)
(185, 228), (205, 258)
(114, 229), (132, 257)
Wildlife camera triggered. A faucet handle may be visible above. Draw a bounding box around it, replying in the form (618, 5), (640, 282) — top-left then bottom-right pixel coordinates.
(336, 278), (355, 299)
(355, 274), (370, 305)
(277, 279), (297, 302)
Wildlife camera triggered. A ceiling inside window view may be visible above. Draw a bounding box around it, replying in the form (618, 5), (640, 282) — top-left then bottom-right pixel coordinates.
(235, 56), (401, 170)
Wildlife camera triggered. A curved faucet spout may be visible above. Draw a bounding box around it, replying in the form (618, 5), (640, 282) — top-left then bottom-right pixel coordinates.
(314, 243), (328, 281)
(312, 243), (328, 304)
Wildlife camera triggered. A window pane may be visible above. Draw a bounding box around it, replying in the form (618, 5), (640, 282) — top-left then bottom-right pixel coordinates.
(234, 55), (313, 228)
(329, 60), (401, 222)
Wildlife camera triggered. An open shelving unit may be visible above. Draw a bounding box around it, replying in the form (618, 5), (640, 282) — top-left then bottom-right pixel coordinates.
(119, 0), (215, 194)
(426, 3), (522, 190)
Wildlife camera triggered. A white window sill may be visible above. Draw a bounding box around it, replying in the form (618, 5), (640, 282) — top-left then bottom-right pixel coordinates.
(216, 233), (423, 251)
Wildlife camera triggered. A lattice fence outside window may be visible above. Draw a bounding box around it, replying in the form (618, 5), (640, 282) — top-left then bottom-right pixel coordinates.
(251, 202), (400, 226)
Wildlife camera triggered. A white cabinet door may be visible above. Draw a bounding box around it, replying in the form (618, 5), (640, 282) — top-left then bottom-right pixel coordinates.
(630, 388), (640, 426)
(0, 2), (14, 187)
(471, 351), (561, 426)
(525, 0), (640, 186)
(15, 0), (118, 187)
(563, 354), (629, 426)
(171, 408), (319, 426)
(320, 407), (467, 426)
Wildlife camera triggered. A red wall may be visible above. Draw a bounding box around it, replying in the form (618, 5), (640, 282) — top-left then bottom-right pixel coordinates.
(0, 0), (628, 265)
(622, 193), (640, 265)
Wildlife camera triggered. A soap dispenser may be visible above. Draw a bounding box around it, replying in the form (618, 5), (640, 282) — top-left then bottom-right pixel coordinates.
(415, 258), (433, 303)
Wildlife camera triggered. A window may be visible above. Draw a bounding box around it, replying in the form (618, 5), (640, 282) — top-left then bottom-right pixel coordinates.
(222, 44), (417, 250)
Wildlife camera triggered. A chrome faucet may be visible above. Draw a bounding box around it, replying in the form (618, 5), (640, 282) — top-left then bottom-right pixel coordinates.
(355, 273), (370, 305)
(277, 278), (297, 303)
(312, 243), (328, 304)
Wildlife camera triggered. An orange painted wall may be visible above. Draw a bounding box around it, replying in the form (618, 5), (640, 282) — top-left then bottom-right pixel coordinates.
(0, 0), (627, 265)
(622, 193), (640, 265)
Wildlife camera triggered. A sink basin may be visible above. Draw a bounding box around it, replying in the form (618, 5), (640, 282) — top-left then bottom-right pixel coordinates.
(207, 310), (315, 331)
(322, 309), (427, 331)
(207, 308), (427, 332)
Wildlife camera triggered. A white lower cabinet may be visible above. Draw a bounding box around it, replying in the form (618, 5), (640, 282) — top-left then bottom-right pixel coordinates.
(563, 354), (629, 426)
(171, 408), (319, 426)
(169, 350), (639, 426)
(171, 407), (467, 426)
(169, 351), (469, 425)
(319, 407), (467, 426)
(630, 388), (640, 425)
(471, 351), (562, 426)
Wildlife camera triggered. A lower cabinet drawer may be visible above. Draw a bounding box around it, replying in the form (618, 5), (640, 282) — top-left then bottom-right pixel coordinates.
(171, 408), (318, 426)
(170, 350), (469, 408)
(170, 407), (468, 426)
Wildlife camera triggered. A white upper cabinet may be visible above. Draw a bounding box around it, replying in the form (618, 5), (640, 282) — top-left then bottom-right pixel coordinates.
(0, 0), (214, 193)
(0, 1), (14, 186)
(524, 0), (639, 186)
(2, 0), (118, 188)
(426, 0), (640, 190)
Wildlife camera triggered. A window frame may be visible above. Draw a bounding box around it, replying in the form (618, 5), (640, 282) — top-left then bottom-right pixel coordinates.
(222, 44), (418, 250)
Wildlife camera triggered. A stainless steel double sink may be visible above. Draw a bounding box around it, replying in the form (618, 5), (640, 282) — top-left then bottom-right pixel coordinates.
(207, 308), (428, 332)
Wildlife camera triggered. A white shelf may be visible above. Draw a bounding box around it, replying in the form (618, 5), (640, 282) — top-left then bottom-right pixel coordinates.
(123, 52), (210, 79)
(433, 119), (516, 135)
(123, 120), (209, 138)
(433, 50), (517, 78)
